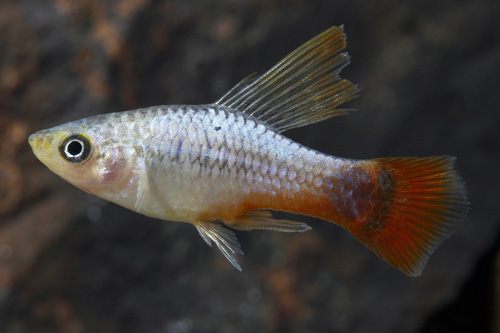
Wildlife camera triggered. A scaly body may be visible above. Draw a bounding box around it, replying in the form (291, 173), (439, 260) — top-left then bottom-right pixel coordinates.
(68, 105), (368, 227)
(29, 26), (468, 275)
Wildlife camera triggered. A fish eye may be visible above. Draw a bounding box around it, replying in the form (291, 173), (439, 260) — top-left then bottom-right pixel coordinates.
(59, 134), (92, 164)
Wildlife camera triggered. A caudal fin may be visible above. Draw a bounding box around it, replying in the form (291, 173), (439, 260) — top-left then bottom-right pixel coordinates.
(350, 157), (468, 276)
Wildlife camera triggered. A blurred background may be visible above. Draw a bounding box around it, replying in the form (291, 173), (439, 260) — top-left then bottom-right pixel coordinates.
(0, 0), (499, 332)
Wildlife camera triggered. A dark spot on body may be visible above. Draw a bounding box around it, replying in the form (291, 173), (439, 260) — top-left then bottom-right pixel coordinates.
(214, 126), (221, 131)
(328, 163), (377, 222)
(175, 137), (184, 161)
(203, 129), (212, 169)
(220, 133), (229, 171)
(370, 170), (395, 223)
(204, 149), (211, 167)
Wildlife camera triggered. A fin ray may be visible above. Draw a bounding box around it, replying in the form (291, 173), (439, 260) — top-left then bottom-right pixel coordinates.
(216, 73), (259, 105)
(215, 26), (359, 132)
(229, 210), (311, 232)
(195, 221), (244, 271)
(133, 160), (151, 212)
(348, 156), (468, 276)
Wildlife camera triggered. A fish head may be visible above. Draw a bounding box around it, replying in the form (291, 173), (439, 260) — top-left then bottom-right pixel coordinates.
(29, 119), (134, 196)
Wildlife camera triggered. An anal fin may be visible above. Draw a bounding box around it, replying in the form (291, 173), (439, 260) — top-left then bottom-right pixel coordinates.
(230, 210), (311, 233)
(195, 221), (244, 271)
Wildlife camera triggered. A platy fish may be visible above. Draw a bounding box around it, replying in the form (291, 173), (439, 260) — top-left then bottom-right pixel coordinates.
(29, 26), (468, 276)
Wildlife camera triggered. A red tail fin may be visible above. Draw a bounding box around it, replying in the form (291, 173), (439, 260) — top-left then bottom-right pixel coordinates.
(349, 157), (468, 276)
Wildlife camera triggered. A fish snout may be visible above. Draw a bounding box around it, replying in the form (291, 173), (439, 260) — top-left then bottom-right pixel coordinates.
(28, 132), (39, 147)
(28, 130), (55, 152)
(28, 132), (41, 149)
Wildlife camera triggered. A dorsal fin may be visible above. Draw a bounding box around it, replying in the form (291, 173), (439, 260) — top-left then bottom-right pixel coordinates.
(215, 26), (360, 132)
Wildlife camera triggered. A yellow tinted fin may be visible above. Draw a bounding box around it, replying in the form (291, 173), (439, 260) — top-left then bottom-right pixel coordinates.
(195, 221), (244, 271)
(229, 210), (311, 232)
(215, 26), (359, 132)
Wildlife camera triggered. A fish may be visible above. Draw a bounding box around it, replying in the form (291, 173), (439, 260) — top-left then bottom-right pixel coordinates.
(29, 26), (468, 276)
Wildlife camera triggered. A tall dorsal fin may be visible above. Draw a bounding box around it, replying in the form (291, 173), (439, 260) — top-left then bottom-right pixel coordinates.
(215, 26), (360, 132)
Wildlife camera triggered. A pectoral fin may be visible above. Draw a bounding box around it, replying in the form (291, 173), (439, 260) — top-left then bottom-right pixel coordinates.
(133, 159), (152, 212)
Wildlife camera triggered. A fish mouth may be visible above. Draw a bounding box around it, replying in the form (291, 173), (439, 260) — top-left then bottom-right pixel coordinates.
(28, 130), (55, 150)
(28, 132), (42, 151)
(28, 133), (39, 148)
(28, 132), (46, 164)
(28, 130), (58, 165)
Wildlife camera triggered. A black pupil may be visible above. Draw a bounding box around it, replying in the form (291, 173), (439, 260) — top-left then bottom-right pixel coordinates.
(60, 134), (91, 163)
(67, 140), (83, 156)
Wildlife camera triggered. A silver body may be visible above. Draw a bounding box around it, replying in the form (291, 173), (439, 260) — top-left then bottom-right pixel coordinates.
(84, 105), (341, 223)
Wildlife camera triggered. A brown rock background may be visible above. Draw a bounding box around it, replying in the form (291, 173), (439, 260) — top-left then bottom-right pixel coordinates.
(0, 0), (499, 332)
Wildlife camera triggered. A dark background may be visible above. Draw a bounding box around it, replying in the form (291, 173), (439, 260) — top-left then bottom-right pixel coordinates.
(0, 0), (499, 332)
